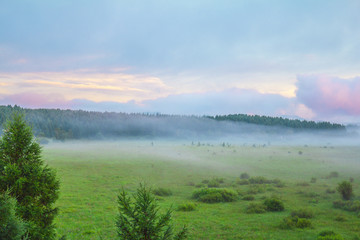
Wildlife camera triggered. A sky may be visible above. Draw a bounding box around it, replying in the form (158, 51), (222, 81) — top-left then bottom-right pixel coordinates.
(0, 0), (360, 123)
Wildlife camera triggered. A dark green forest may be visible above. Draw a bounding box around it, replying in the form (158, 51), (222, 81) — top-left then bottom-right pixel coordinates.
(0, 105), (346, 141)
(208, 114), (345, 130)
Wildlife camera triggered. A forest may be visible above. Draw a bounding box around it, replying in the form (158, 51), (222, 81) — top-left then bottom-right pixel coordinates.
(0, 105), (346, 141)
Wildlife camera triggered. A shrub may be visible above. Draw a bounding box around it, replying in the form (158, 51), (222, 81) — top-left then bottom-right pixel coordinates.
(279, 216), (296, 229)
(334, 215), (346, 222)
(337, 181), (353, 200)
(296, 182), (310, 187)
(195, 183), (205, 188)
(240, 173), (250, 179)
(186, 182), (195, 186)
(249, 176), (269, 184)
(0, 192), (27, 240)
(236, 179), (249, 185)
(317, 230), (344, 240)
(326, 188), (336, 194)
(247, 185), (265, 194)
(246, 203), (267, 214)
(311, 177), (317, 183)
(328, 171), (339, 178)
(263, 197), (285, 212)
(296, 218), (312, 229)
(192, 188), (237, 203)
(177, 203), (196, 212)
(201, 179), (209, 184)
(280, 216), (312, 229)
(291, 209), (314, 219)
(117, 183), (187, 240)
(242, 195), (255, 201)
(272, 179), (285, 188)
(207, 179), (220, 188)
(153, 187), (173, 197)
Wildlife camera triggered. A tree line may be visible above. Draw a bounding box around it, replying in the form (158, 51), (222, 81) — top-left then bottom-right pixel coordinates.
(208, 114), (345, 130)
(0, 105), (346, 141)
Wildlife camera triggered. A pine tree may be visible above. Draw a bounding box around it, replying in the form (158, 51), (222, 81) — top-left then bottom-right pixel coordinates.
(0, 113), (60, 240)
(116, 183), (187, 240)
(0, 192), (27, 240)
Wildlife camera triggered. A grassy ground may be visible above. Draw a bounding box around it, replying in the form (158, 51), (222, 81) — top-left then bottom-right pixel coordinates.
(43, 141), (360, 240)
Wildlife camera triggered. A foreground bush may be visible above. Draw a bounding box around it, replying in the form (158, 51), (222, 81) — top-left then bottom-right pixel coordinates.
(0, 192), (27, 240)
(291, 208), (314, 219)
(117, 184), (187, 240)
(240, 172), (250, 179)
(280, 216), (312, 229)
(317, 230), (344, 240)
(263, 197), (285, 212)
(192, 188), (237, 203)
(337, 181), (353, 200)
(177, 203), (196, 212)
(246, 203), (267, 214)
(333, 200), (360, 212)
(153, 187), (173, 197)
(249, 176), (270, 184)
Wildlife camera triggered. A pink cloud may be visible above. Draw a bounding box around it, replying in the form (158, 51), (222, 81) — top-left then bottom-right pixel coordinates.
(296, 75), (360, 116)
(0, 92), (70, 109)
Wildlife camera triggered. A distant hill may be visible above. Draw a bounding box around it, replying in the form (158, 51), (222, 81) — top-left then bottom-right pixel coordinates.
(0, 105), (345, 141)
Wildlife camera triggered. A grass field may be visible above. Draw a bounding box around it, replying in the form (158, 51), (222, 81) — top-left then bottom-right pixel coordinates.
(42, 141), (360, 240)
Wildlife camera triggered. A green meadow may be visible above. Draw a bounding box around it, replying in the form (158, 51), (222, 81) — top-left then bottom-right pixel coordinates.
(43, 141), (360, 240)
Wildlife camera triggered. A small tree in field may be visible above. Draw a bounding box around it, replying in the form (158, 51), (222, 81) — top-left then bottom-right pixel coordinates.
(0, 113), (60, 240)
(116, 183), (187, 240)
(336, 181), (353, 200)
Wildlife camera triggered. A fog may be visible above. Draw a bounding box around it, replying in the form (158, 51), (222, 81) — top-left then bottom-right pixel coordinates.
(41, 116), (360, 147)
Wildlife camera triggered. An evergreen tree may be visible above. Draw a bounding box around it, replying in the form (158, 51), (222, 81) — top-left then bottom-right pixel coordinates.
(0, 192), (27, 240)
(0, 113), (60, 240)
(116, 183), (187, 240)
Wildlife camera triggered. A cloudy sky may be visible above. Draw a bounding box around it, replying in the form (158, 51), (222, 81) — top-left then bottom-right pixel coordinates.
(1, 0), (360, 123)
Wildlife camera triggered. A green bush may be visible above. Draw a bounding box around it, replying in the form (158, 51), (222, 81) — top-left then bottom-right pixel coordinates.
(337, 181), (353, 200)
(328, 171), (339, 178)
(333, 200), (360, 212)
(296, 218), (312, 229)
(291, 209), (314, 219)
(117, 184), (187, 240)
(177, 203), (196, 212)
(249, 176), (269, 184)
(240, 173), (250, 179)
(153, 187), (173, 197)
(192, 188), (237, 203)
(242, 195), (255, 201)
(236, 179), (249, 185)
(334, 215), (346, 222)
(272, 179), (286, 188)
(280, 216), (312, 229)
(326, 188), (336, 194)
(296, 182), (310, 187)
(207, 179), (220, 188)
(246, 203), (267, 214)
(317, 230), (344, 240)
(247, 185), (265, 194)
(263, 197), (284, 212)
(195, 183), (205, 188)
